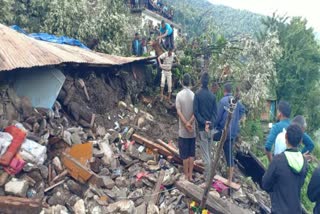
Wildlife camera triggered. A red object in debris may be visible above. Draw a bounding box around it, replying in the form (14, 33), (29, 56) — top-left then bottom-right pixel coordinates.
(4, 154), (26, 175)
(136, 172), (149, 182)
(0, 126), (26, 166)
(212, 180), (229, 193)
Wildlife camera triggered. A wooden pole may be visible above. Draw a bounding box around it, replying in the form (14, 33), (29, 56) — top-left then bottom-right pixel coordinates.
(200, 97), (237, 209)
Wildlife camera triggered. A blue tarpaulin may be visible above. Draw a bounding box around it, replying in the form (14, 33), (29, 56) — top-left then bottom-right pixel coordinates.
(10, 25), (89, 49)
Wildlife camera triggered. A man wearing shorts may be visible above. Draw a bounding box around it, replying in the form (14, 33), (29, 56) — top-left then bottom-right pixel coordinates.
(176, 73), (196, 181)
(158, 48), (175, 101)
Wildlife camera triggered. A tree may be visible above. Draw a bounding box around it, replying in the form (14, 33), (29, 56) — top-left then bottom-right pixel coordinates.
(262, 16), (320, 132)
(208, 31), (282, 117)
(42, 0), (140, 55)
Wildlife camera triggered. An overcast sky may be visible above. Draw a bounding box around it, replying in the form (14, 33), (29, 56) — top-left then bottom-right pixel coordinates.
(208, 0), (320, 32)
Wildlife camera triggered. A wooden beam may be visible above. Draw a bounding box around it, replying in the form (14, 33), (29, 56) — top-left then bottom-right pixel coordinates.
(175, 179), (249, 214)
(0, 196), (42, 214)
(133, 134), (204, 173)
(156, 139), (179, 157)
(214, 175), (241, 190)
(150, 170), (165, 205)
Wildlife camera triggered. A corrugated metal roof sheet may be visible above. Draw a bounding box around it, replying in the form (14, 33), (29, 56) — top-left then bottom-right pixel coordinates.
(0, 24), (154, 72)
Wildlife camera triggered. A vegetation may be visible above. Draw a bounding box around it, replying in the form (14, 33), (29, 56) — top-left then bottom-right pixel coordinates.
(1, 0), (320, 212)
(167, 0), (264, 38)
(0, 0), (140, 55)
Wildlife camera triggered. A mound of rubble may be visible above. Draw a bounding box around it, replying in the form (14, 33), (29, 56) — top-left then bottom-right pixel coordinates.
(0, 69), (270, 214)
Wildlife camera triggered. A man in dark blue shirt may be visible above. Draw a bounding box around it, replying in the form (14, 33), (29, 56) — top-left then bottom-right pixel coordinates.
(214, 83), (245, 185)
(193, 72), (217, 186)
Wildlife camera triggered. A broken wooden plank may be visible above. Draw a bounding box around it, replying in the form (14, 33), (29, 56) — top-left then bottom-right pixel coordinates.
(50, 169), (68, 185)
(0, 196), (42, 214)
(45, 179), (66, 192)
(150, 170), (165, 205)
(214, 175), (241, 190)
(133, 134), (204, 173)
(156, 139), (179, 157)
(175, 179), (250, 214)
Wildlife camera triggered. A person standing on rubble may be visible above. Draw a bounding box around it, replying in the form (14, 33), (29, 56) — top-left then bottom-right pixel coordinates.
(262, 124), (308, 214)
(193, 72), (217, 187)
(157, 47), (176, 102)
(265, 101), (314, 163)
(176, 73), (196, 181)
(213, 83), (245, 186)
(157, 20), (174, 50)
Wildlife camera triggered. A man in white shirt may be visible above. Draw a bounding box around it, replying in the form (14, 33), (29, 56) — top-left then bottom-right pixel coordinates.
(157, 48), (175, 101)
(176, 73), (196, 181)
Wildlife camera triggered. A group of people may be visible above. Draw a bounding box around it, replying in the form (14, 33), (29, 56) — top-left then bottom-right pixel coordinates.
(132, 33), (148, 56)
(129, 0), (174, 20)
(175, 72), (245, 186)
(262, 101), (320, 213)
(132, 20), (174, 57)
(174, 73), (320, 213)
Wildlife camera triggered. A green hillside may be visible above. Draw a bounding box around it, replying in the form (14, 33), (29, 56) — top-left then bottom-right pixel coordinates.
(168, 0), (265, 38)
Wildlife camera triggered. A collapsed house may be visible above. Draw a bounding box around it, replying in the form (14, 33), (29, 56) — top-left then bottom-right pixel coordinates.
(0, 23), (272, 214)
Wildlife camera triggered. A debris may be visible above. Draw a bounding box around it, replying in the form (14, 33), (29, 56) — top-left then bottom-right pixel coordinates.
(0, 196), (42, 214)
(150, 170), (165, 205)
(0, 125), (27, 166)
(106, 200), (136, 214)
(214, 175), (241, 190)
(5, 178), (29, 197)
(175, 179), (250, 214)
(61, 143), (95, 183)
(73, 199), (86, 214)
(44, 179), (66, 193)
(52, 156), (63, 173)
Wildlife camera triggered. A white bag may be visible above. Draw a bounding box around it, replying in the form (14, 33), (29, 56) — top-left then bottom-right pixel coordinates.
(0, 132), (13, 156)
(20, 139), (47, 165)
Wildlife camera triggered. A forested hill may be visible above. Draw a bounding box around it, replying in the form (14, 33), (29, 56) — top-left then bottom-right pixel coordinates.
(168, 0), (265, 38)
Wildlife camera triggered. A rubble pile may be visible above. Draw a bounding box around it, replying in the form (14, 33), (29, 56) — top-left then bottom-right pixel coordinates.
(0, 71), (270, 213)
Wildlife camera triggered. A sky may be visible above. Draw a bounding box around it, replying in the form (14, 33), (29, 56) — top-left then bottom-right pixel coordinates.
(208, 0), (320, 32)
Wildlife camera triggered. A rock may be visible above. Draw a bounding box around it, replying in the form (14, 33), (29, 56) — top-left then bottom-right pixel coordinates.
(67, 179), (84, 197)
(162, 170), (176, 186)
(5, 178), (29, 197)
(136, 203), (147, 214)
(147, 203), (160, 214)
(106, 200), (136, 214)
(209, 190), (220, 198)
(52, 156), (63, 173)
(63, 130), (72, 146)
(139, 153), (154, 162)
(96, 126), (106, 137)
(116, 188), (128, 199)
(115, 176), (127, 187)
(93, 148), (104, 158)
(74, 199), (86, 214)
(128, 188), (144, 200)
(232, 188), (249, 204)
(99, 168), (111, 176)
(71, 132), (82, 144)
(246, 192), (258, 204)
(42, 205), (68, 214)
(102, 176), (115, 189)
(0, 187), (5, 196)
(0, 171), (9, 186)
(48, 190), (68, 206)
